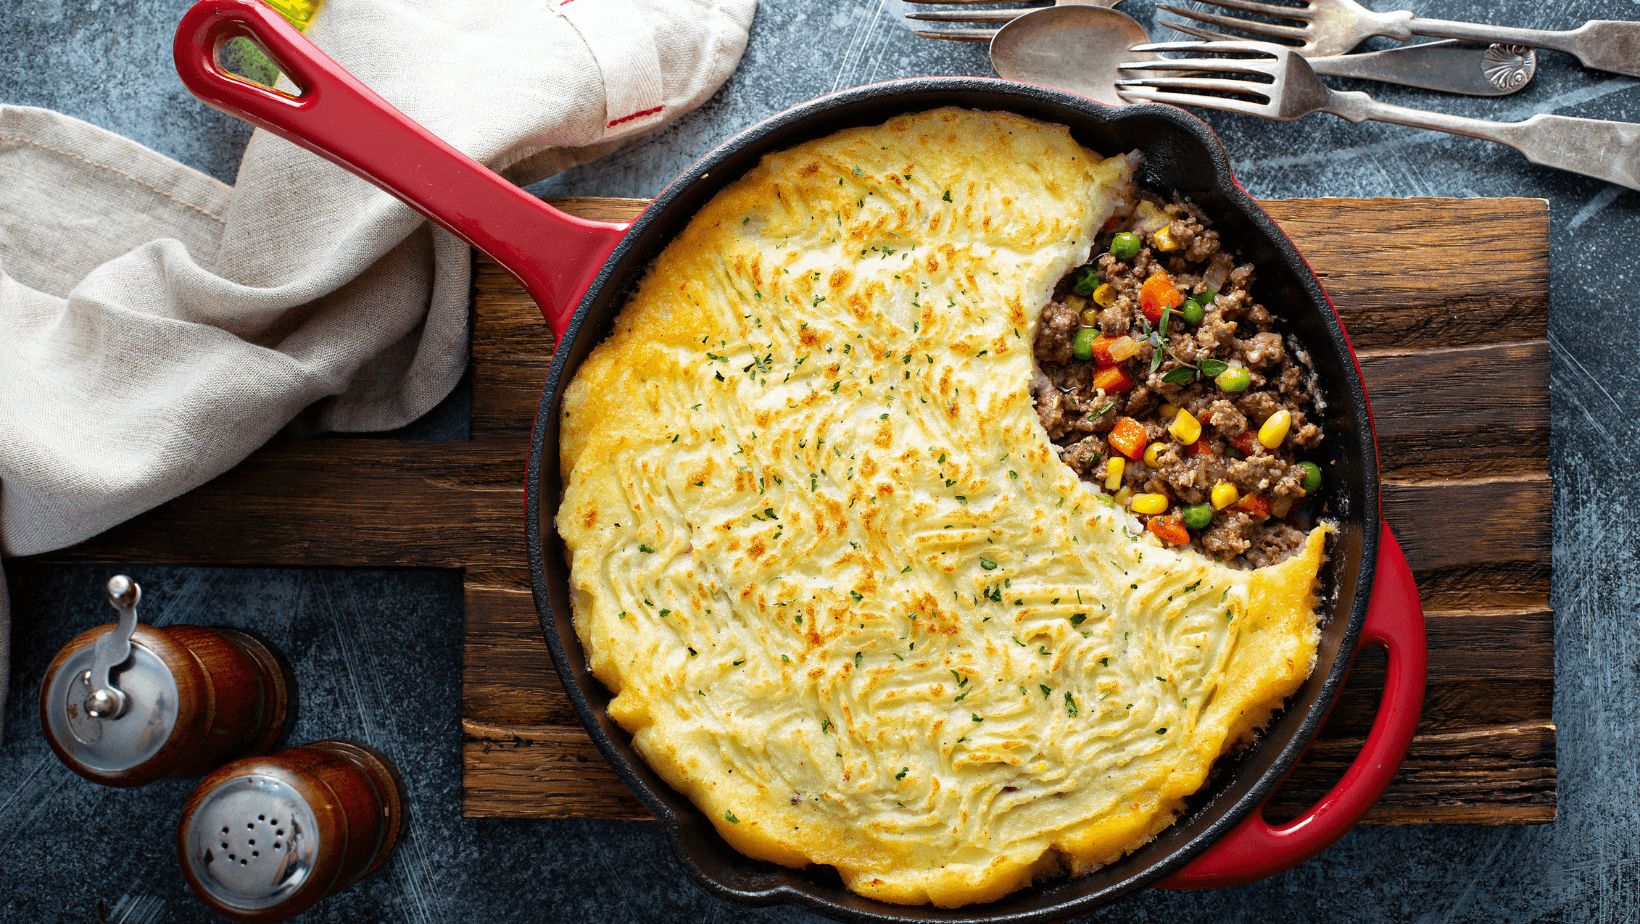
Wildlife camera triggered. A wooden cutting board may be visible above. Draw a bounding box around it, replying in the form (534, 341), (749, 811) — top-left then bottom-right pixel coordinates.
(35, 196), (1554, 825)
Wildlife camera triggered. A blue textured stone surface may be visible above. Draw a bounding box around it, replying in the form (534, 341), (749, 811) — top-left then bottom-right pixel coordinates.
(3, 0), (1638, 921)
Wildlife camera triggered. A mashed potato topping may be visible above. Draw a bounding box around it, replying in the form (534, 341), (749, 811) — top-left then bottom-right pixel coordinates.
(557, 108), (1329, 907)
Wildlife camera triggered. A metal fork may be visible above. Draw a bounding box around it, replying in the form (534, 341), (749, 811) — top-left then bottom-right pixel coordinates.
(1115, 41), (1640, 191)
(905, 0), (1116, 42)
(1154, 0), (1640, 77)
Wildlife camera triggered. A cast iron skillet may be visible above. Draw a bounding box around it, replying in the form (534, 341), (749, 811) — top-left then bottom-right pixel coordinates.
(175, 2), (1427, 920)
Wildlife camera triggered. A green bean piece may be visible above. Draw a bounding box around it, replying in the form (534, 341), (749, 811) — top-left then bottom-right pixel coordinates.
(1181, 301), (1205, 325)
(1182, 503), (1213, 529)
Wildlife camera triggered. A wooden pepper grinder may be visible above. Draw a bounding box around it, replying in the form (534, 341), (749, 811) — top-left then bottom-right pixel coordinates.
(39, 575), (294, 787)
(176, 740), (406, 922)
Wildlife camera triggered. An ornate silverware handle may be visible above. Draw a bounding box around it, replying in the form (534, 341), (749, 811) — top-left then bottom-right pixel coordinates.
(1327, 91), (1640, 192)
(1405, 19), (1640, 78)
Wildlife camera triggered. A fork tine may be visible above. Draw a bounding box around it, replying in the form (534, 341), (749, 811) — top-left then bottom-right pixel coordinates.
(906, 8), (1034, 23)
(1181, 0), (1313, 21)
(909, 26), (999, 41)
(1113, 86), (1272, 118)
(1119, 57), (1276, 76)
(1153, 4), (1309, 42)
(1161, 19), (1247, 42)
(1115, 76), (1274, 98)
(1128, 40), (1282, 54)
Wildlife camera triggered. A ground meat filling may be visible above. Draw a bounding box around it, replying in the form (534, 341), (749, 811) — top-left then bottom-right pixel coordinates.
(1031, 196), (1325, 567)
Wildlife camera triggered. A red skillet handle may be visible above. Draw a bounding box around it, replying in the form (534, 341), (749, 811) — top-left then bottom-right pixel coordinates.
(1160, 520), (1426, 889)
(173, 0), (628, 340)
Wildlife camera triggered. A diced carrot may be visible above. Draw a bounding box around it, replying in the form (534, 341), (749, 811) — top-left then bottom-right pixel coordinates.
(1092, 364), (1134, 394)
(1236, 494), (1272, 519)
(1108, 416), (1148, 460)
(1148, 516), (1190, 546)
(1229, 432), (1261, 456)
(1101, 215), (1123, 233)
(1139, 271), (1185, 324)
(1184, 437), (1215, 458)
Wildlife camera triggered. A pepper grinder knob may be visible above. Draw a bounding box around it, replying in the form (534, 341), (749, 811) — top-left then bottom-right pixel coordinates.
(81, 575), (142, 723)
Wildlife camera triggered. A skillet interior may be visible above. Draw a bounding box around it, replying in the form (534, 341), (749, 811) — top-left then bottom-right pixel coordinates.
(527, 78), (1380, 923)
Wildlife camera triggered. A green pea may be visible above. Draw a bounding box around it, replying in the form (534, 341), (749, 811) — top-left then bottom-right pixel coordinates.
(1181, 301), (1205, 325)
(1072, 327), (1100, 362)
(1182, 503), (1213, 529)
(1299, 460), (1322, 493)
(1109, 232), (1142, 260)
(1215, 366), (1251, 393)
(1070, 266), (1100, 296)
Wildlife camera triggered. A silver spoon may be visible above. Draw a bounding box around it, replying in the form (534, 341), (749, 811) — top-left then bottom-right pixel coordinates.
(991, 6), (1154, 107)
(990, 6), (1537, 104)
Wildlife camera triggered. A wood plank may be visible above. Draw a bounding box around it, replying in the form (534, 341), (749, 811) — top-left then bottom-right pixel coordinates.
(464, 584), (580, 728)
(1258, 197), (1550, 351)
(1267, 722), (1557, 825)
(1384, 476), (1550, 572)
(461, 721), (648, 819)
(34, 441), (525, 570)
(1360, 341), (1549, 480)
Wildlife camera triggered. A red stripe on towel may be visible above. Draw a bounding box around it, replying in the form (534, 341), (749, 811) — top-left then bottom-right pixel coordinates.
(608, 105), (664, 128)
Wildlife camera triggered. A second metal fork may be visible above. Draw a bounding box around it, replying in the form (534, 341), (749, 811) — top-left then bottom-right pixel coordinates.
(905, 0), (1115, 42)
(1115, 41), (1640, 191)
(1154, 0), (1640, 77)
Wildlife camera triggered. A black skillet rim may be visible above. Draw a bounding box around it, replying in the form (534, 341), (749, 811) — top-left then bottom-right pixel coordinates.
(526, 77), (1381, 923)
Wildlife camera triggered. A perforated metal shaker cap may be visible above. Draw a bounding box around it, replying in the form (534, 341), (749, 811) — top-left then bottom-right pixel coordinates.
(182, 774), (320, 911)
(42, 640), (178, 774)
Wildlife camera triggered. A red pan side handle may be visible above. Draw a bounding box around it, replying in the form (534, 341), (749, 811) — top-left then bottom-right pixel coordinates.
(1159, 520), (1426, 889)
(173, 0), (627, 339)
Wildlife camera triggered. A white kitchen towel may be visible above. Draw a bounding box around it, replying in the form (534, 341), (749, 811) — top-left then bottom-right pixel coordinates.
(0, 0), (757, 738)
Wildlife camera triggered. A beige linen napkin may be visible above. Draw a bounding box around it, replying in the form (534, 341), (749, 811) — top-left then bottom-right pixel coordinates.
(0, 0), (756, 737)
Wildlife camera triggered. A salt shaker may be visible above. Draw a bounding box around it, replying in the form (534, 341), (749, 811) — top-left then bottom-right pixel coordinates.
(176, 739), (406, 922)
(39, 576), (294, 787)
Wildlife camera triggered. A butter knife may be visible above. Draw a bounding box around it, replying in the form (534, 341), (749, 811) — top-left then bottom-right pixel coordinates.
(1168, 20), (1539, 97)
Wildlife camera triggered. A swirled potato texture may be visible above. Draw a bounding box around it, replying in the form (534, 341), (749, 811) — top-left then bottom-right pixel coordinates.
(558, 108), (1329, 907)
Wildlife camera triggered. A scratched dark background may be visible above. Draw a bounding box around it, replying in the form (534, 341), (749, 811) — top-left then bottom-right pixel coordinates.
(2, 0), (1637, 921)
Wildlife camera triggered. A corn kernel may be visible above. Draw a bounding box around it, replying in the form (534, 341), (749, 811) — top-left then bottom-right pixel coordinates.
(1081, 308), (1101, 327)
(1114, 486), (1134, 507)
(1169, 408), (1201, 445)
(1211, 482), (1239, 510)
(1065, 294), (1087, 314)
(1159, 403), (1179, 418)
(1154, 225), (1182, 252)
(1104, 457), (1125, 491)
(1093, 283), (1118, 308)
(1143, 442), (1163, 467)
(1258, 409), (1293, 449)
(1131, 493), (1169, 515)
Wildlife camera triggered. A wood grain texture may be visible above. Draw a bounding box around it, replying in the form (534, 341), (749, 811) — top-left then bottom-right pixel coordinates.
(28, 196), (1554, 825)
